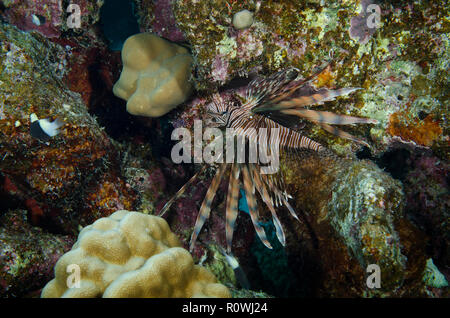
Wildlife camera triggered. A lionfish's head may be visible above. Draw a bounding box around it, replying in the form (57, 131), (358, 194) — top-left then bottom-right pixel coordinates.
(204, 93), (237, 128)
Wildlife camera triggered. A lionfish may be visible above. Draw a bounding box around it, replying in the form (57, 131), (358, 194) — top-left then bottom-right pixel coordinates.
(159, 66), (377, 253)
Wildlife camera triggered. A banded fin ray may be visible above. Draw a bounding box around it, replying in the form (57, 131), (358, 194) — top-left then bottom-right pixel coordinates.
(250, 64), (333, 107)
(242, 165), (272, 249)
(263, 174), (300, 222)
(280, 108), (378, 125)
(250, 164), (286, 247)
(189, 164), (227, 251)
(316, 122), (371, 147)
(252, 87), (362, 113)
(225, 163), (241, 253)
(159, 165), (208, 217)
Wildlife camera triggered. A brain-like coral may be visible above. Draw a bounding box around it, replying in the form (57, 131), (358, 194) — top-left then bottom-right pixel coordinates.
(41, 210), (230, 298)
(113, 33), (193, 117)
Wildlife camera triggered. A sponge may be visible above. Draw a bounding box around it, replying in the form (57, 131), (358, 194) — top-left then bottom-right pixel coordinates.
(41, 210), (230, 298)
(113, 33), (193, 117)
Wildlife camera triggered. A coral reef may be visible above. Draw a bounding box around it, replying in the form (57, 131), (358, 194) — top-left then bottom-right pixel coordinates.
(41, 210), (230, 298)
(113, 33), (193, 117)
(129, 0), (447, 297)
(349, 0), (378, 45)
(0, 0), (447, 299)
(123, 165), (166, 214)
(135, 0), (185, 42)
(63, 45), (121, 109)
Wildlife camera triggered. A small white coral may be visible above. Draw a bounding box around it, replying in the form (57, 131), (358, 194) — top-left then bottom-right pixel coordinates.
(232, 10), (254, 30)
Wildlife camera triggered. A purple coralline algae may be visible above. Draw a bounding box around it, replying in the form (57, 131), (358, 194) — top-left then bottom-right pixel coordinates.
(404, 153), (449, 281)
(3, 0), (104, 39)
(134, 0), (185, 42)
(349, 0), (379, 44)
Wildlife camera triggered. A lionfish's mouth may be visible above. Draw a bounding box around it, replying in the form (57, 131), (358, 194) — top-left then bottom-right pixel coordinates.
(205, 113), (226, 128)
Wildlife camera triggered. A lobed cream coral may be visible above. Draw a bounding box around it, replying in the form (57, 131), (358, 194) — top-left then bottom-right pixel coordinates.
(41, 210), (230, 298)
(113, 33), (193, 117)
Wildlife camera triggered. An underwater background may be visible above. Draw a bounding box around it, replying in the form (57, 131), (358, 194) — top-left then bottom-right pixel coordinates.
(0, 0), (448, 298)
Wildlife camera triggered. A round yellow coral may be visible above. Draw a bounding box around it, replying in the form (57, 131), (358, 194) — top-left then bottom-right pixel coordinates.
(41, 210), (230, 298)
(113, 33), (193, 117)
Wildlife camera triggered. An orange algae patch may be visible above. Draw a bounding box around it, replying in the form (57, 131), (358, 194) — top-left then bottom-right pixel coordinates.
(387, 111), (442, 147)
(84, 178), (136, 220)
(25, 125), (109, 194)
(313, 66), (335, 88)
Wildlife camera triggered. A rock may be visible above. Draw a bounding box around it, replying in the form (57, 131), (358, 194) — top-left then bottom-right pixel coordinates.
(0, 23), (135, 234)
(0, 209), (73, 297)
(279, 151), (428, 296)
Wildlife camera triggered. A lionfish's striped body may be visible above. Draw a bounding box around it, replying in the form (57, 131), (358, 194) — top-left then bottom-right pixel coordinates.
(160, 66), (377, 253)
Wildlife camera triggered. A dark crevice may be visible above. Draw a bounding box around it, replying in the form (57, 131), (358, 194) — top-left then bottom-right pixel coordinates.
(375, 148), (412, 181)
(99, 0), (140, 51)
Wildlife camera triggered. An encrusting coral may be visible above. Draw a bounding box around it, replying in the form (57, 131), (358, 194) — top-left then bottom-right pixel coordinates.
(113, 33), (193, 117)
(41, 210), (230, 298)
